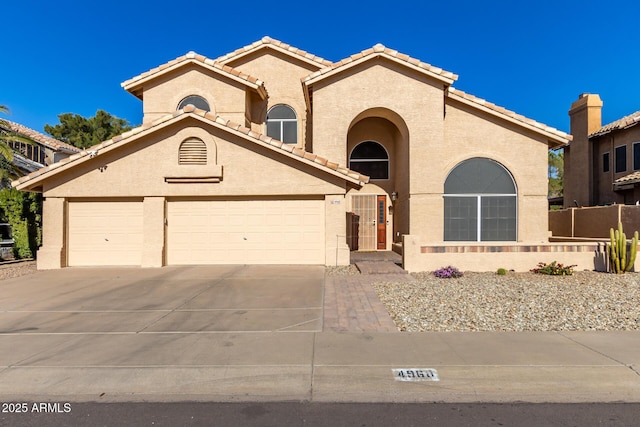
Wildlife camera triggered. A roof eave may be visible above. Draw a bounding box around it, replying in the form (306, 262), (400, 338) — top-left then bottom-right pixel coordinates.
(14, 110), (366, 191)
(448, 91), (571, 148)
(303, 52), (457, 88)
(121, 59), (266, 100)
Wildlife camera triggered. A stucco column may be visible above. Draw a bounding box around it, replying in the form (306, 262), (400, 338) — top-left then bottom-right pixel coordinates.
(325, 195), (350, 266)
(37, 197), (66, 269)
(141, 197), (165, 267)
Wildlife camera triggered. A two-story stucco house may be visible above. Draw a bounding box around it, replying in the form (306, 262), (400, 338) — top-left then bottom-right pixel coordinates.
(565, 93), (640, 207)
(14, 37), (578, 271)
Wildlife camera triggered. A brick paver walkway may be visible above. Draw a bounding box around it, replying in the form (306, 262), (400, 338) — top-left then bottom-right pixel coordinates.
(323, 272), (413, 332)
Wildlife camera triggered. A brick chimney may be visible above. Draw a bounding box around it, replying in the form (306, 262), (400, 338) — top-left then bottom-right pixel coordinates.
(564, 94), (603, 207)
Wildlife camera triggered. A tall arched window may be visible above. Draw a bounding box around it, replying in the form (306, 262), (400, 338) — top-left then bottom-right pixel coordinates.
(444, 158), (517, 241)
(266, 105), (297, 144)
(179, 137), (207, 165)
(349, 141), (389, 180)
(178, 95), (210, 112)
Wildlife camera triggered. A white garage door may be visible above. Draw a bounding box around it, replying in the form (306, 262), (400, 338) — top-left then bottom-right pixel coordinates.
(167, 200), (325, 265)
(67, 201), (143, 266)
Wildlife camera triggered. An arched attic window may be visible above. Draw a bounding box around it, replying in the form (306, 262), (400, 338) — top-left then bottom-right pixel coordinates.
(349, 141), (389, 180)
(178, 95), (210, 112)
(444, 158), (517, 241)
(179, 137), (207, 165)
(266, 105), (297, 144)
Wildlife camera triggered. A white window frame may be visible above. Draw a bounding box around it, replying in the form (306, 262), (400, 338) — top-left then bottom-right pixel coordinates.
(266, 105), (297, 144)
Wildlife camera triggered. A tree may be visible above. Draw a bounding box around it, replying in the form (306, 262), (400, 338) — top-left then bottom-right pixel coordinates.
(548, 149), (564, 197)
(45, 110), (133, 149)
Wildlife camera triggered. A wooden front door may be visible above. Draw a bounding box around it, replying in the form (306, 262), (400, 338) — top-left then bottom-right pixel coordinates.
(377, 195), (386, 249)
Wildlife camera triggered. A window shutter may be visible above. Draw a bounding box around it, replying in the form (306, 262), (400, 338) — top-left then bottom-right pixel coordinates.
(179, 138), (207, 165)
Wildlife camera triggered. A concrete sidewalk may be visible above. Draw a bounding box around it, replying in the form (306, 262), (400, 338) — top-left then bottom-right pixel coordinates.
(0, 264), (639, 403)
(1, 331), (639, 403)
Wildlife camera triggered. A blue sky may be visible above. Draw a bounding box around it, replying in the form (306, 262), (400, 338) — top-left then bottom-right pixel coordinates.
(2, 0), (638, 136)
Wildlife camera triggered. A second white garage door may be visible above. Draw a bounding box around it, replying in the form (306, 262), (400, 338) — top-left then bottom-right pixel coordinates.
(166, 199), (325, 265)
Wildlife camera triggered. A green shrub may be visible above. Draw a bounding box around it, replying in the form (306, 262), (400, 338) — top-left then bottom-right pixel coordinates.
(497, 268), (507, 275)
(0, 188), (42, 259)
(531, 261), (576, 276)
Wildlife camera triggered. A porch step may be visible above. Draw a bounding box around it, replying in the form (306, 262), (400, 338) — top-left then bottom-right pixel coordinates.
(355, 261), (408, 275)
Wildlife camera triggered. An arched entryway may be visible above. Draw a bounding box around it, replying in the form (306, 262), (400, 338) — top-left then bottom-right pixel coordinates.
(346, 108), (409, 251)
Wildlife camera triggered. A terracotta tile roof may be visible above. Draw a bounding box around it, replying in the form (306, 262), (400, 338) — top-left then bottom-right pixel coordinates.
(216, 36), (333, 68)
(13, 106), (369, 190)
(302, 43), (458, 86)
(614, 171), (640, 186)
(121, 52), (268, 100)
(447, 88), (572, 147)
(590, 110), (640, 138)
(1, 119), (79, 153)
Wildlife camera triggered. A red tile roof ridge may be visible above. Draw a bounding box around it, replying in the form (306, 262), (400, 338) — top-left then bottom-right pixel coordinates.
(448, 88), (572, 142)
(302, 43), (458, 84)
(590, 110), (640, 138)
(1, 119), (79, 153)
(13, 108), (369, 188)
(215, 36), (333, 67)
(121, 51), (266, 92)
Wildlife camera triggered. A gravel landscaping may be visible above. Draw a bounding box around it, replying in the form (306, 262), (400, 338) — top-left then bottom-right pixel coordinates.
(0, 261), (37, 281)
(370, 271), (640, 332)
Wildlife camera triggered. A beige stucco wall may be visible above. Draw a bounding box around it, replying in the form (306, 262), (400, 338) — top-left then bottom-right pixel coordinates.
(440, 100), (551, 243)
(403, 235), (608, 272)
(311, 59), (443, 168)
(141, 66), (249, 125)
(43, 119), (346, 198)
(224, 50), (321, 150)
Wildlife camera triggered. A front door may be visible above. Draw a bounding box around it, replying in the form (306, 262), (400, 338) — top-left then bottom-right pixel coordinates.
(377, 195), (386, 249)
(349, 194), (387, 251)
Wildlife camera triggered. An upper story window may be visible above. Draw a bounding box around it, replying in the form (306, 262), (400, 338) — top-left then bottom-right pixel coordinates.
(444, 158), (517, 242)
(603, 152), (610, 173)
(349, 141), (389, 180)
(633, 143), (640, 171)
(615, 145), (627, 173)
(178, 95), (210, 112)
(179, 137), (207, 165)
(266, 105), (297, 144)
(7, 140), (46, 165)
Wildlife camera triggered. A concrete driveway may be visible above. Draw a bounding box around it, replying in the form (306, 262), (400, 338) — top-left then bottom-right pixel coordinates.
(0, 265), (325, 334)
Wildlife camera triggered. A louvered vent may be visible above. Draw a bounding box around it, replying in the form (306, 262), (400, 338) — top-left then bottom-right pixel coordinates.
(179, 138), (207, 165)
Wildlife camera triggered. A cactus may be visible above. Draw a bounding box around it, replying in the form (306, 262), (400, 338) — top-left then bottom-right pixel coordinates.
(608, 222), (638, 273)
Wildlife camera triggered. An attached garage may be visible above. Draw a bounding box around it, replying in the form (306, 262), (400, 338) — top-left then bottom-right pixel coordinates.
(67, 200), (144, 266)
(166, 199), (325, 265)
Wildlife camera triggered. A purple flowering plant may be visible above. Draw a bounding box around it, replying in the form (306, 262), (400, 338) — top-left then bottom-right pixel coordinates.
(433, 266), (463, 278)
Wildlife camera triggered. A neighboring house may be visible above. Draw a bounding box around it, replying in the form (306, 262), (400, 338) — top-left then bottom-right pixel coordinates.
(14, 37), (574, 270)
(565, 94), (640, 207)
(1, 119), (79, 173)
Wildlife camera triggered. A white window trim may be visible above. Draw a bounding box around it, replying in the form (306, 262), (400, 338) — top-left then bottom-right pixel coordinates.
(443, 194), (518, 242)
(266, 105), (298, 144)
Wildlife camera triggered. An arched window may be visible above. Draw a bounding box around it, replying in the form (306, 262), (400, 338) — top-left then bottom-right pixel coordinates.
(266, 105), (297, 144)
(349, 141), (389, 180)
(179, 137), (207, 165)
(178, 95), (210, 112)
(444, 158), (517, 241)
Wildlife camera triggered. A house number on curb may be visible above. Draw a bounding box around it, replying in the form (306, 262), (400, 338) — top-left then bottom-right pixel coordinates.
(392, 368), (439, 382)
